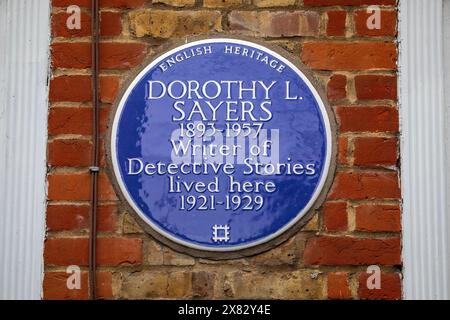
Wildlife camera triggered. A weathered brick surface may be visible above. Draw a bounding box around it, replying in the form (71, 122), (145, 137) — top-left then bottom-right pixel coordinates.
(47, 0), (401, 300)
(329, 172), (400, 200)
(193, 272), (216, 298)
(44, 237), (90, 266)
(46, 204), (117, 232)
(229, 11), (320, 37)
(100, 43), (148, 69)
(250, 237), (300, 266)
(304, 0), (396, 5)
(354, 10), (397, 37)
(99, 76), (120, 103)
(43, 271), (112, 300)
(52, 42), (147, 70)
(129, 10), (222, 38)
(100, 12), (123, 36)
(327, 74), (347, 101)
(53, 0), (146, 8)
(52, 0), (91, 6)
(323, 202), (348, 232)
(205, 0), (244, 7)
(52, 11), (90, 38)
(48, 139), (92, 167)
(52, 11), (122, 38)
(154, 0), (196, 7)
(338, 137), (349, 165)
(223, 271), (326, 299)
(358, 272), (402, 299)
(101, 0), (146, 7)
(143, 239), (196, 266)
(304, 236), (401, 266)
(120, 271), (192, 299)
(44, 237), (142, 266)
(48, 107), (109, 135)
(52, 42), (91, 69)
(49, 75), (92, 102)
(353, 137), (398, 167)
(301, 42), (397, 71)
(253, 0), (296, 8)
(48, 172), (117, 201)
(355, 204), (401, 232)
(327, 11), (347, 36)
(336, 106), (399, 133)
(328, 272), (351, 299)
(355, 75), (397, 100)
(97, 237), (143, 266)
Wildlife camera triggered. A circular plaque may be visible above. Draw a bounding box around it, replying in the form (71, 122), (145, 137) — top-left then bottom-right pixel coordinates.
(110, 38), (334, 255)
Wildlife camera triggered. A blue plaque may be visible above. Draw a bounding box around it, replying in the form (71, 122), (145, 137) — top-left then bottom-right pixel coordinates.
(110, 38), (334, 253)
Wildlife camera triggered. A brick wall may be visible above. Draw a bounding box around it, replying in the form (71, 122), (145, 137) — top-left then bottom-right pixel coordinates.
(44, 0), (401, 300)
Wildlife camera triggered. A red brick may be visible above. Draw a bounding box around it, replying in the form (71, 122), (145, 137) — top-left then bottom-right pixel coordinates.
(335, 106), (399, 133)
(354, 137), (398, 167)
(97, 237), (142, 266)
(338, 137), (348, 165)
(44, 237), (89, 266)
(355, 204), (401, 232)
(97, 205), (118, 232)
(328, 272), (351, 299)
(100, 42), (147, 69)
(52, 0), (91, 6)
(48, 107), (110, 136)
(354, 10), (397, 37)
(304, 236), (401, 266)
(100, 76), (119, 103)
(51, 43), (146, 70)
(101, 0), (145, 7)
(43, 271), (112, 300)
(304, 0), (396, 5)
(355, 75), (397, 100)
(49, 75), (91, 102)
(48, 139), (92, 167)
(46, 204), (118, 232)
(328, 172), (400, 200)
(100, 11), (122, 36)
(301, 42), (397, 71)
(327, 74), (347, 101)
(47, 205), (89, 231)
(49, 107), (91, 135)
(99, 172), (119, 201)
(52, 11), (90, 38)
(358, 272), (401, 300)
(52, 11), (122, 38)
(44, 237), (142, 266)
(327, 11), (346, 36)
(52, 43), (90, 69)
(48, 172), (117, 201)
(53, 0), (145, 8)
(323, 202), (348, 231)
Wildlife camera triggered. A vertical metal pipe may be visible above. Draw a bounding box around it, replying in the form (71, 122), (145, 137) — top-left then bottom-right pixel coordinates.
(89, 0), (100, 300)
